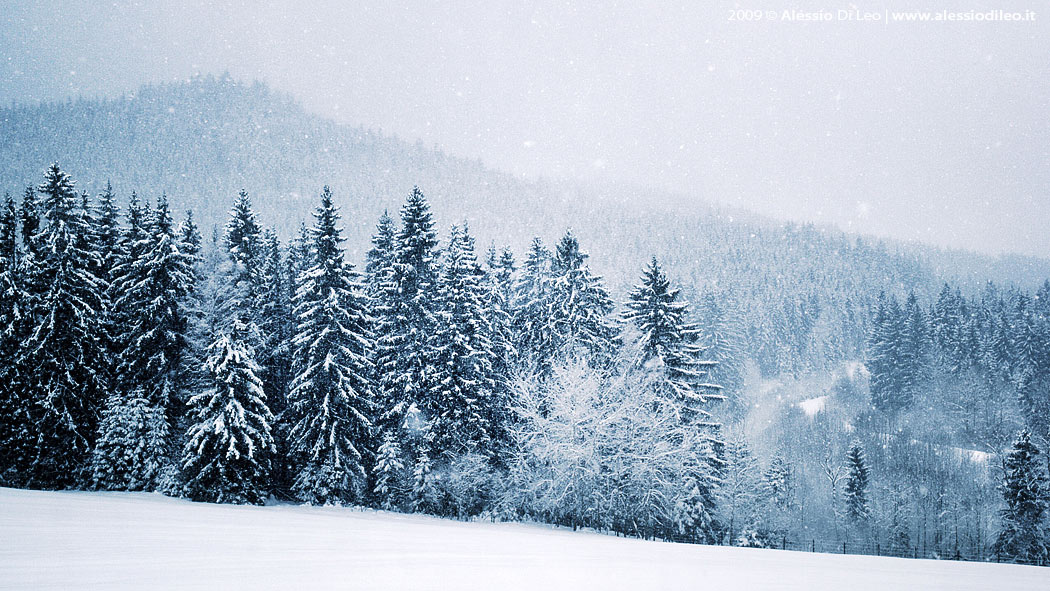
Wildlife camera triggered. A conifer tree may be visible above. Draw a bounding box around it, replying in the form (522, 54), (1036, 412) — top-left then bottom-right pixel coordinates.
(16, 164), (105, 487)
(98, 196), (196, 489)
(178, 210), (202, 259)
(112, 197), (196, 414)
(995, 429), (1049, 564)
(844, 442), (871, 524)
(512, 237), (555, 370)
(0, 193), (25, 481)
(430, 224), (496, 458)
(375, 187), (440, 434)
(373, 431), (407, 511)
(19, 186), (39, 257)
(222, 190), (264, 336)
(623, 257), (724, 424)
(286, 187), (374, 504)
(763, 454), (794, 509)
(287, 221), (311, 287)
(481, 245), (517, 457)
(868, 293), (904, 412)
(92, 388), (170, 491)
(258, 230), (292, 417)
(365, 210), (396, 301)
(549, 230), (618, 361)
(411, 440), (437, 513)
(182, 323), (274, 504)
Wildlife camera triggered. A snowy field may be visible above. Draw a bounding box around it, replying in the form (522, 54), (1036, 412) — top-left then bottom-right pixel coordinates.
(1, 487), (1045, 590)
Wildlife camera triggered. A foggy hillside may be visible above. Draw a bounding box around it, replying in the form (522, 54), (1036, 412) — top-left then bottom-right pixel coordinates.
(2, 74), (1046, 298)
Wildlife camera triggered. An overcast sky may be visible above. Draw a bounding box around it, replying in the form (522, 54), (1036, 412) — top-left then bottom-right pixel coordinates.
(1, 0), (1047, 256)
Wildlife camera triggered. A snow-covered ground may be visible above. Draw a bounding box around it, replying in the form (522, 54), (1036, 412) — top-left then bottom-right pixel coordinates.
(1, 487), (1044, 590)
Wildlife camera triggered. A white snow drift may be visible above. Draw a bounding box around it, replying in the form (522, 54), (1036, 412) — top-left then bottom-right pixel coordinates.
(0, 487), (1044, 590)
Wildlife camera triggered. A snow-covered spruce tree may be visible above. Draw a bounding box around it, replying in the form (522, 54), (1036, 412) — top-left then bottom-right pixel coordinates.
(178, 210), (202, 259)
(286, 187), (374, 505)
(511, 237), (556, 372)
(758, 452), (795, 543)
(994, 429), (1049, 564)
(182, 323), (275, 504)
(429, 223), (496, 458)
(549, 230), (618, 363)
(96, 196), (196, 491)
(19, 185), (40, 257)
(843, 442), (871, 525)
(375, 187), (441, 435)
(258, 229), (292, 417)
(222, 189), (265, 338)
(92, 388), (170, 491)
(364, 210), (397, 303)
(695, 292), (747, 404)
(373, 430), (407, 511)
(623, 257), (725, 542)
(868, 293), (903, 412)
(718, 434), (760, 545)
(623, 256), (724, 425)
(0, 193), (26, 482)
(481, 244), (517, 460)
(258, 229), (294, 494)
(93, 183), (123, 371)
(15, 165), (105, 487)
(896, 291), (929, 408)
(763, 453), (794, 509)
(411, 438), (438, 514)
(287, 221), (311, 290)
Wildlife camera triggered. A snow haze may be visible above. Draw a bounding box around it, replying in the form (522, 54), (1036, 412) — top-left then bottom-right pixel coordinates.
(1, 0), (1047, 257)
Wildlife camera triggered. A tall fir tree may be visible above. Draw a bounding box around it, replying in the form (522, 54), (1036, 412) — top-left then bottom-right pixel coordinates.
(95, 196), (196, 490)
(429, 224), (496, 458)
(512, 237), (556, 371)
(373, 430), (407, 511)
(364, 210), (397, 302)
(375, 187), (441, 435)
(258, 230), (292, 417)
(182, 322), (274, 504)
(624, 257), (724, 542)
(19, 186), (40, 257)
(0, 193), (25, 482)
(868, 293), (905, 412)
(844, 442), (871, 525)
(286, 187), (375, 504)
(222, 189), (264, 338)
(549, 230), (618, 362)
(16, 164), (105, 487)
(623, 257), (724, 425)
(178, 210), (202, 260)
(994, 429), (1049, 564)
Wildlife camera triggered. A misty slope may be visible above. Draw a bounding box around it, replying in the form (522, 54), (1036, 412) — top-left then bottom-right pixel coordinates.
(2, 75), (1045, 289)
(1, 75), (1048, 379)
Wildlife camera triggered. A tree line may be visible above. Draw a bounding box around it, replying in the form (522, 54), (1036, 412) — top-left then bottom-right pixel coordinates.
(0, 164), (1047, 564)
(0, 165), (727, 543)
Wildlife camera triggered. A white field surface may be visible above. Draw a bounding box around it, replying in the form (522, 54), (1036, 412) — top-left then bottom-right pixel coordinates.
(1, 487), (1046, 590)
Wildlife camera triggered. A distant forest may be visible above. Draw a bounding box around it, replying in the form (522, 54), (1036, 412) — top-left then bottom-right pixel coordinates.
(1, 164), (1048, 564)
